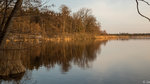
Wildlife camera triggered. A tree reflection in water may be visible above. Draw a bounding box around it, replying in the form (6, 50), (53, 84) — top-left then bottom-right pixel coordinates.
(0, 40), (107, 83)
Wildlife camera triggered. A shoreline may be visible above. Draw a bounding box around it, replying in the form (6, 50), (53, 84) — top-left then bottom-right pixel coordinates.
(5, 34), (150, 43)
(1, 34), (150, 77)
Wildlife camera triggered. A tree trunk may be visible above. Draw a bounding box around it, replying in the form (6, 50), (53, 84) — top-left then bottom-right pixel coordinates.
(0, 0), (23, 46)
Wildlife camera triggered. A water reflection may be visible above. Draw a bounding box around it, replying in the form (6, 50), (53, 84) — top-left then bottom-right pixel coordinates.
(0, 40), (107, 83)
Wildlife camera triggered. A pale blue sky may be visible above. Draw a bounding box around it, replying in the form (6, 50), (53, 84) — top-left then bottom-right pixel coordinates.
(44, 0), (150, 33)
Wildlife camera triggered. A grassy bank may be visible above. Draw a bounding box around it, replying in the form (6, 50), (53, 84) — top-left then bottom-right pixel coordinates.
(44, 34), (150, 42)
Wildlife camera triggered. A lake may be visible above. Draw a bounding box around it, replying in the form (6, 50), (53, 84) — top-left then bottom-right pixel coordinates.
(0, 39), (150, 84)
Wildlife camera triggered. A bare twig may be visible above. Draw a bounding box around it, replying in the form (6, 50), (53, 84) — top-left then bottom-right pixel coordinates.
(139, 0), (150, 5)
(135, 0), (150, 22)
(0, 0), (13, 13)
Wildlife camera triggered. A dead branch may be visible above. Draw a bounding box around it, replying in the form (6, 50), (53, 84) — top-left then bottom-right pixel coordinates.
(135, 0), (150, 21)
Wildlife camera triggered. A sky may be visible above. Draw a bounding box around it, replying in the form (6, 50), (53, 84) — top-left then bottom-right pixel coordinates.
(45, 0), (150, 33)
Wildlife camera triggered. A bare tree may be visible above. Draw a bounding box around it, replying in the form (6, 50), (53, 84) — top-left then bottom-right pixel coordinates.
(0, 0), (42, 45)
(60, 5), (71, 34)
(135, 0), (150, 21)
(0, 0), (23, 45)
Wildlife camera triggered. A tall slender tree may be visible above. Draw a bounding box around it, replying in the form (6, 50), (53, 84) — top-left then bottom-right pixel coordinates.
(0, 0), (41, 45)
(0, 0), (23, 45)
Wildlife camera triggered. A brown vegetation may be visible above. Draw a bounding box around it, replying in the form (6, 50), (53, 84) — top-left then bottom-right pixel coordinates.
(0, 2), (106, 44)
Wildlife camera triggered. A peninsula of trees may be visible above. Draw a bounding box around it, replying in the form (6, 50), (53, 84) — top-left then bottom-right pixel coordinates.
(0, 4), (106, 42)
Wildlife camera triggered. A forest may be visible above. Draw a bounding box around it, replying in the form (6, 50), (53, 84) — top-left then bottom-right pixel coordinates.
(0, 4), (106, 40)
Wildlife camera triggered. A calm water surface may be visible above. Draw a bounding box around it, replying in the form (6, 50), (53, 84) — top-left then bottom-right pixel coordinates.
(0, 39), (150, 84)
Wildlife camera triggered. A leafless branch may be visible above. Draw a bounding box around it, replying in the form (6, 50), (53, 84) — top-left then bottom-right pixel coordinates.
(139, 0), (150, 5)
(135, 0), (150, 22)
(0, 0), (13, 13)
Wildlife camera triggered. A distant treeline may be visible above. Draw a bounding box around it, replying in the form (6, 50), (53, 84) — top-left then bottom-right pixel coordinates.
(109, 33), (150, 36)
(1, 5), (106, 37)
